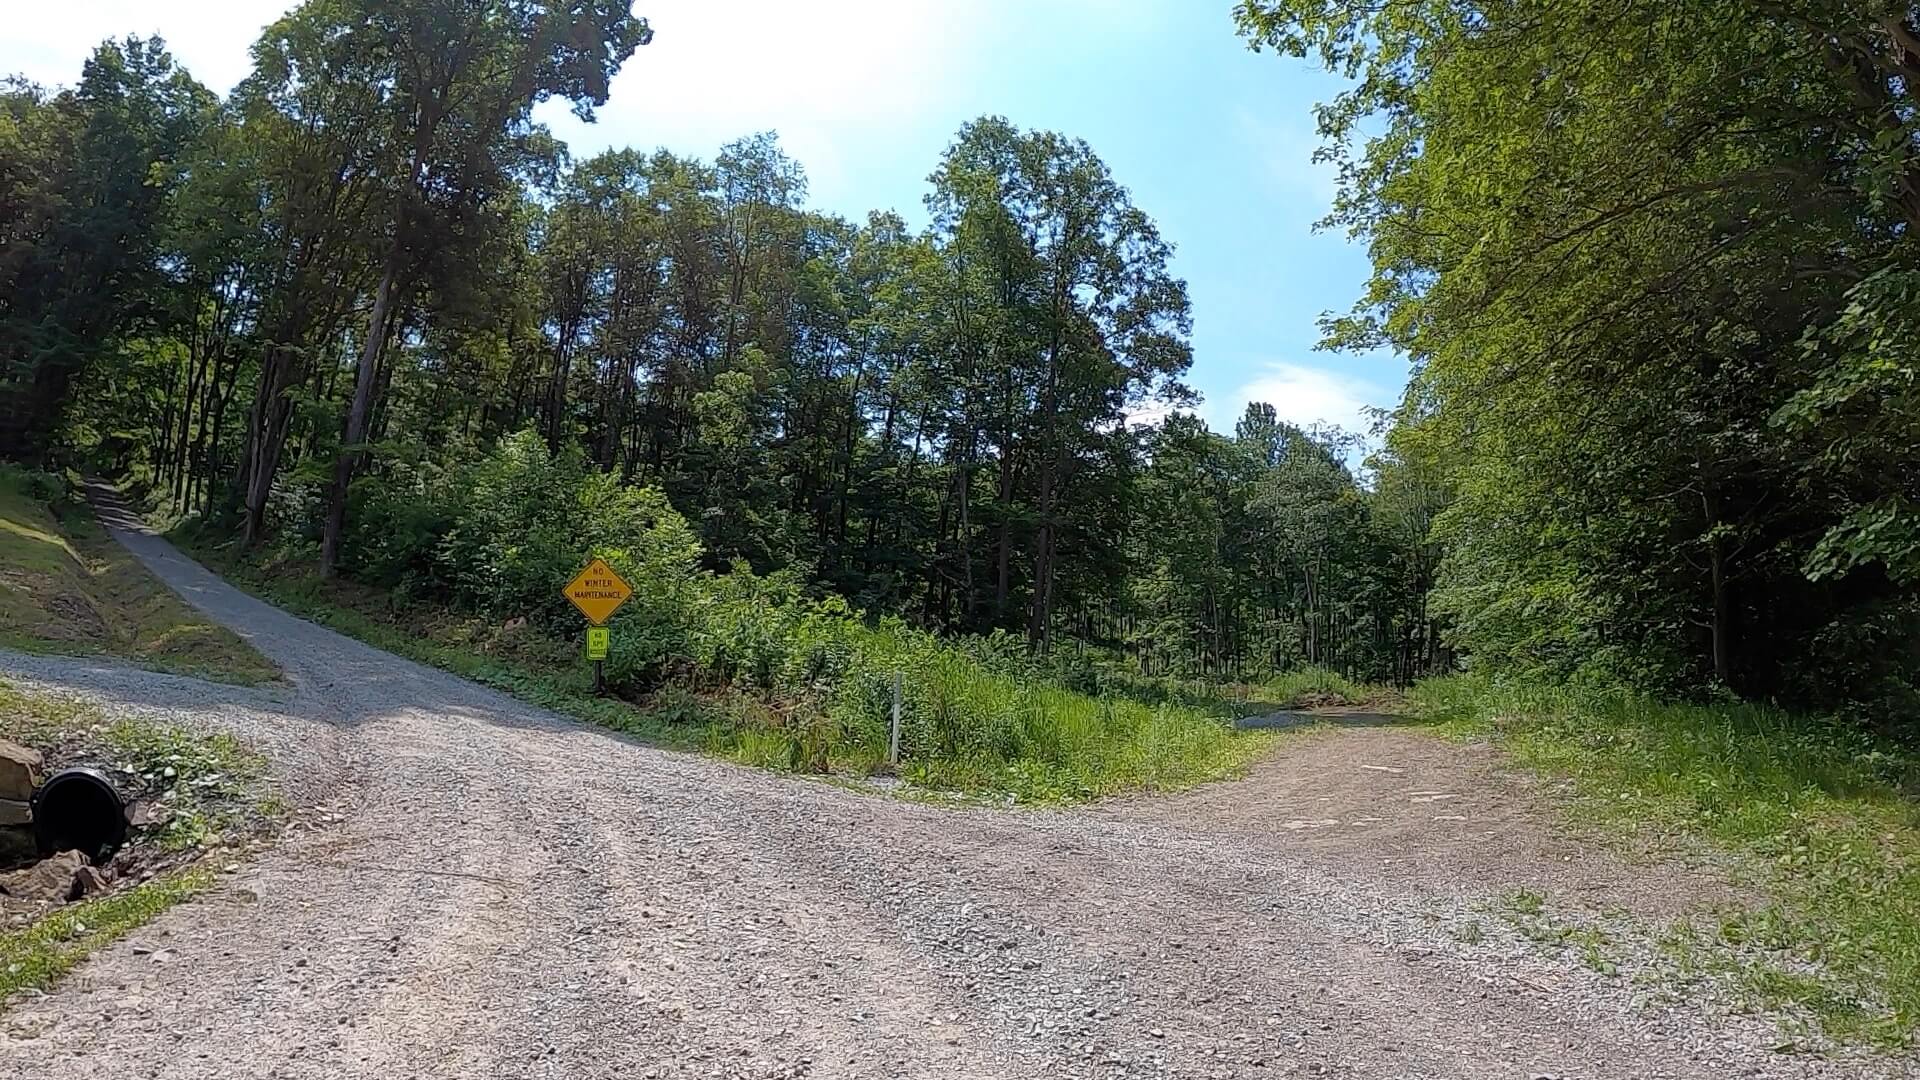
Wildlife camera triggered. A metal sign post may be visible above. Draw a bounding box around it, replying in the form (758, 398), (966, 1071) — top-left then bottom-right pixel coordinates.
(888, 670), (903, 768)
(586, 626), (611, 695)
(564, 559), (633, 697)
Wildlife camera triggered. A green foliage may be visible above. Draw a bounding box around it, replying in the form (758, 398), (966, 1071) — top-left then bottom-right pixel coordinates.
(1122, 406), (1443, 684)
(1257, 666), (1365, 708)
(0, 677), (270, 853)
(194, 472), (1270, 804)
(1777, 269), (1920, 588)
(1416, 676), (1920, 1043)
(9, 12), (1428, 699)
(1237, 1), (1920, 715)
(0, 37), (216, 462)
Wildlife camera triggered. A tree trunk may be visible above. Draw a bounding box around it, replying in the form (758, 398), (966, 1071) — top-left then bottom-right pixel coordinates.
(320, 260), (398, 576)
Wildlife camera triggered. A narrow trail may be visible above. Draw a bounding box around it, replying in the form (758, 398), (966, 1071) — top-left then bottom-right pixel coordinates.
(0, 495), (1901, 1079)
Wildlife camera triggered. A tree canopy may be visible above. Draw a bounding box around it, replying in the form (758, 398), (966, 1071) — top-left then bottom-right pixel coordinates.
(12, 0), (1913, 720)
(1236, 0), (1920, 714)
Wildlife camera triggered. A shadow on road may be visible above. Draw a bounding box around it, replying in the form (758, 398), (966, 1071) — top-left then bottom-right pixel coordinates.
(1232, 710), (1413, 732)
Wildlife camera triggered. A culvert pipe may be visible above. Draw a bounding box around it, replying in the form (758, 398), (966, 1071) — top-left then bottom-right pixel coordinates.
(32, 767), (128, 863)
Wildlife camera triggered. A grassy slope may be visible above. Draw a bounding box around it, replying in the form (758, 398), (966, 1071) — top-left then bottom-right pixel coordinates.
(0, 472), (277, 685)
(178, 534), (1277, 803)
(1415, 676), (1920, 1045)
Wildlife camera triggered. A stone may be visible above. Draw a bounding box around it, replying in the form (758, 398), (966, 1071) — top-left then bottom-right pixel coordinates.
(0, 850), (88, 902)
(70, 865), (112, 900)
(0, 739), (42, 801)
(0, 799), (30, 827)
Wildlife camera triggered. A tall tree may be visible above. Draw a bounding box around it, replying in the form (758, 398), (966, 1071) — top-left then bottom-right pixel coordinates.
(0, 39), (214, 460)
(1237, 0), (1920, 705)
(928, 117), (1195, 648)
(312, 0), (655, 574)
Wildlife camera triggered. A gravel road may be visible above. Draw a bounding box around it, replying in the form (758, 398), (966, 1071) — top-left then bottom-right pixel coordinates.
(0, 506), (1909, 1079)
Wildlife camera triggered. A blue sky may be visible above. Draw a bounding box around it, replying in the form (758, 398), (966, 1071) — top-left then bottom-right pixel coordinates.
(3, 0), (1405, 435)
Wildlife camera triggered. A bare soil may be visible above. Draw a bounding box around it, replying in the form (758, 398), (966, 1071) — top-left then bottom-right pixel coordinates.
(1127, 724), (1743, 919)
(0, 503), (1907, 1079)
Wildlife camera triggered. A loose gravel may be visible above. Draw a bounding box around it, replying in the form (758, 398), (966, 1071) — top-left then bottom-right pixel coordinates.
(0, 509), (1910, 1079)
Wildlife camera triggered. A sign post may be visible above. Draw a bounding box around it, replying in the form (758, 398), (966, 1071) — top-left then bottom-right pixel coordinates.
(563, 558), (633, 696)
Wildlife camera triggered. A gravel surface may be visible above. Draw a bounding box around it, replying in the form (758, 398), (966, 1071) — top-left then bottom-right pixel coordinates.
(0, 506), (1911, 1079)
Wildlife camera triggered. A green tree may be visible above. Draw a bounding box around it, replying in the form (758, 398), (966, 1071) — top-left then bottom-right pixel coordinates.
(1238, 0), (1920, 707)
(0, 38), (214, 460)
(312, 0), (656, 574)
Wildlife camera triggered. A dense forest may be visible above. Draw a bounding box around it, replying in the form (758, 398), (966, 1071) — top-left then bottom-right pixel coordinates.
(0, 2), (1442, 690)
(1234, 0), (1920, 720)
(2, 1), (1915, 722)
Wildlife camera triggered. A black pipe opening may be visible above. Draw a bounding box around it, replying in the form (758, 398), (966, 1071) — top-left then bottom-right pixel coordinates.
(32, 767), (128, 863)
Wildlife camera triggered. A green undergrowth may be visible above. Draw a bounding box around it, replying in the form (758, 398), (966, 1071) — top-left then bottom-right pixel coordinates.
(0, 467), (277, 685)
(0, 678), (273, 856)
(1038, 649), (1384, 717)
(1415, 675), (1920, 1045)
(179, 529), (1274, 804)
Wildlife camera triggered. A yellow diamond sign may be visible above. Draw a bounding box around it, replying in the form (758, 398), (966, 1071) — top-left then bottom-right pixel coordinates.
(563, 558), (633, 626)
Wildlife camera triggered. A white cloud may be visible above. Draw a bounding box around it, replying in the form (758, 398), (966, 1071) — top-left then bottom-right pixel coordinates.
(1123, 399), (1180, 430)
(1, 1), (280, 94)
(1213, 360), (1384, 436)
(535, 0), (991, 188)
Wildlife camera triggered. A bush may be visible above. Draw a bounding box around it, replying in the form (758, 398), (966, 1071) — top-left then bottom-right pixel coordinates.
(298, 428), (1265, 799)
(341, 458), (458, 589)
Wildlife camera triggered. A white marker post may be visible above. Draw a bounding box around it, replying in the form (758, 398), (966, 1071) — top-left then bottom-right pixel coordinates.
(888, 670), (903, 769)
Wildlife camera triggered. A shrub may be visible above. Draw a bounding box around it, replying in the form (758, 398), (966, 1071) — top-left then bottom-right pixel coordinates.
(301, 429), (1263, 800)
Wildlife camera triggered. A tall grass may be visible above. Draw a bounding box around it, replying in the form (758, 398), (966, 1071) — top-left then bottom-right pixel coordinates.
(1415, 676), (1920, 1044)
(0, 468), (277, 684)
(189, 539), (1272, 804)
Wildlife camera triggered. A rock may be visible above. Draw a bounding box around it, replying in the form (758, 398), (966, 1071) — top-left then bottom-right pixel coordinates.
(0, 740), (42, 801)
(0, 850), (89, 902)
(0, 800), (30, 827)
(0, 825), (37, 866)
(70, 864), (112, 901)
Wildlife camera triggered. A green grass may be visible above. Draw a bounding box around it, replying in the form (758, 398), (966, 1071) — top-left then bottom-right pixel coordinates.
(1253, 667), (1372, 708)
(0, 468), (278, 685)
(1061, 662), (1388, 720)
(0, 868), (214, 998)
(181, 536), (1276, 804)
(1415, 675), (1920, 1045)
(1504, 886), (1547, 916)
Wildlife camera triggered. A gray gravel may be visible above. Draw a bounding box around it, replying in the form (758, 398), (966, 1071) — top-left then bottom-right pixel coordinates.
(0, 511), (1910, 1079)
